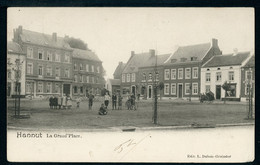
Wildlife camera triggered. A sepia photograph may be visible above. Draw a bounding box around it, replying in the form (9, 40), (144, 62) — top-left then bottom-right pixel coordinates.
(7, 7), (254, 162)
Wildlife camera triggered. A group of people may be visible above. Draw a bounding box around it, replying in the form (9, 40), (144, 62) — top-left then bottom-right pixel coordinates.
(49, 94), (72, 109)
(103, 92), (123, 110)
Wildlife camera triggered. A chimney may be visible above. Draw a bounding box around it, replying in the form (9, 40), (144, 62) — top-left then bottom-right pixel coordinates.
(52, 32), (57, 42)
(149, 49), (155, 56)
(233, 48), (238, 56)
(119, 61), (123, 65)
(211, 38), (218, 48)
(131, 51), (135, 57)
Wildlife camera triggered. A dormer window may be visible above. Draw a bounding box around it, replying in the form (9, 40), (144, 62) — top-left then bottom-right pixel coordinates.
(171, 59), (177, 63)
(191, 57), (197, 61)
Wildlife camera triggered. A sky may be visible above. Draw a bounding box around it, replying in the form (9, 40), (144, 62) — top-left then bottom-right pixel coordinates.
(7, 8), (254, 79)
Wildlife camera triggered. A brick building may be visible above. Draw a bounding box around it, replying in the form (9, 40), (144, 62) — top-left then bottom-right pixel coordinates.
(163, 39), (222, 100)
(72, 48), (105, 97)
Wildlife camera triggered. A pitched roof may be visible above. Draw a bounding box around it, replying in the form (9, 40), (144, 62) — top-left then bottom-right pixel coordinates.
(203, 51), (251, 67)
(165, 43), (211, 64)
(141, 54), (171, 68)
(122, 52), (153, 73)
(19, 29), (71, 49)
(113, 62), (126, 78)
(72, 48), (101, 62)
(108, 79), (121, 86)
(243, 55), (255, 68)
(7, 41), (24, 54)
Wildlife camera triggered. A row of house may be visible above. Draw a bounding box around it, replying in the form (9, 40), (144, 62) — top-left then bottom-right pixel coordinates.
(109, 38), (254, 101)
(7, 26), (105, 98)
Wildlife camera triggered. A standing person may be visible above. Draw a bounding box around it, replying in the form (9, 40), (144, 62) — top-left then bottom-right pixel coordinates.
(118, 93), (122, 110)
(131, 93), (136, 110)
(66, 95), (72, 109)
(76, 97), (81, 109)
(112, 92), (117, 110)
(53, 96), (58, 109)
(88, 92), (94, 110)
(62, 94), (67, 109)
(104, 92), (110, 109)
(57, 95), (62, 109)
(49, 95), (54, 109)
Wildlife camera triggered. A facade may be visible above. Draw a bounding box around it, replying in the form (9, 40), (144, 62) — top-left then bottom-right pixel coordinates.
(240, 55), (255, 102)
(106, 79), (121, 94)
(7, 41), (26, 97)
(138, 54), (171, 99)
(120, 49), (157, 96)
(163, 39), (222, 100)
(72, 48), (105, 97)
(13, 26), (73, 98)
(201, 51), (253, 101)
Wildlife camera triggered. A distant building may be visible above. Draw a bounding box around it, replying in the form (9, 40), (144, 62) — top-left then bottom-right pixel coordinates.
(7, 41), (26, 97)
(106, 79), (121, 94)
(72, 48), (105, 97)
(121, 50), (157, 96)
(113, 62), (126, 79)
(163, 39), (222, 100)
(201, 50), (253, 101)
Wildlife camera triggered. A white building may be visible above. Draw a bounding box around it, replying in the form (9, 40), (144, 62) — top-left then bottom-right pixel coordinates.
(201, 51), (253, 101)
(7, 41), (26, 97)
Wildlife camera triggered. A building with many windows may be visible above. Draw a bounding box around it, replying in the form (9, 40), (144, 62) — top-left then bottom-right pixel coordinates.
(163, 39), (222, 100)
(201, 50), (253, 101)
(7, 41), (26, 97)
(72, 48), (105, 97)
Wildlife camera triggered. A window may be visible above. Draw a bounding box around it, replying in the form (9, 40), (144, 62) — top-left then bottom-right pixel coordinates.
(164, 84), (169, 95)
(127, 74), (130, 82)
(246, 70), (253, 80)
(142, 73), (146, 81)
(46, 83), (52, 93)
(97, 66), (100, 73)
(7, 69), (11, 79)
(131, 73), (135, 82)
(226, 84), (236, 97)
(38, 50), (44, 60)
(74, 63), (77, 70)
(47, 52), (52, 61)
(27, 47), (33, 58)
(65, 69), (69, 78)
(171, 83), (176, 95)
(96, 77), (99, 83)
(206, 73), (211, 82)
(171, 69), (176, 79)
(164, 69), (170, 80)
(192, 83), (198, 95)
(37, 82), (43, 93)
(228, 71), (234, 81)
(27, 63), (33, 75)
(73, 86), (78, 94)
(149, 73), (152, 81)
(26, 82), (32, 93)
(86, 64), (89, 72)
(216, 72), (221, 82)
(79, 75), (83, 82)
(91, 65), (94, 72)
(92, 77), (94, 83)
(86, 76), (89, 83)
(206, 85), (211, 93)
(55, 67), (60, 77)
(55, 84), (60, 93)
(192, 67), (198, 79)
(178, 68), (183, 79)
(55, 53), (60, 62)
(74, 75), (77, 82)
(80, 87), (83, 94)
(122, 74), (125, 82)
(38, 66), (43, 75)
(185, 83), (191, 95)
(80, 63), (83, 70)
(185, 68), (191, 79)
(46, 67), (52, 76)
(64, 53), (70, 63)
(155, 72), (159, 81)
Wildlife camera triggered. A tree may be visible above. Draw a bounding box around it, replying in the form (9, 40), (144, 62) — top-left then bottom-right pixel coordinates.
(65, 37), (88, 50)
(158, 82), (164, 100)
(222, 81), (231, 104)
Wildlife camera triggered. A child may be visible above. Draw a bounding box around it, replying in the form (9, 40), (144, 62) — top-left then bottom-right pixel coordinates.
(76, 97), (81, 109)
(99, 103), (107, 115)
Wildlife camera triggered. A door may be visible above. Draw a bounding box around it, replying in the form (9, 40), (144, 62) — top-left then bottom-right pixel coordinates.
(63, 84), (70, 96)
(7, 82), (11, 97)
(178, 84), (183, 98)
(131, 86), (136, 95)
(148, 85), (152, 98)
(216, 85), (221, 100)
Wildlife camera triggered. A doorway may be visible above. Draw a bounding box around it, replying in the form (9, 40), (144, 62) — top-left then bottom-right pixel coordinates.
(7, 82), (11, 97)
(63, 84), (70, 96)
(216, 85), (221, 100)
(178, 84), (183, 98)
(131, 86), (136, 95)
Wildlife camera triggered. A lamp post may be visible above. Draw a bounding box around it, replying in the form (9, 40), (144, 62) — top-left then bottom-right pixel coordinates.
(153, 52), (158, 124)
